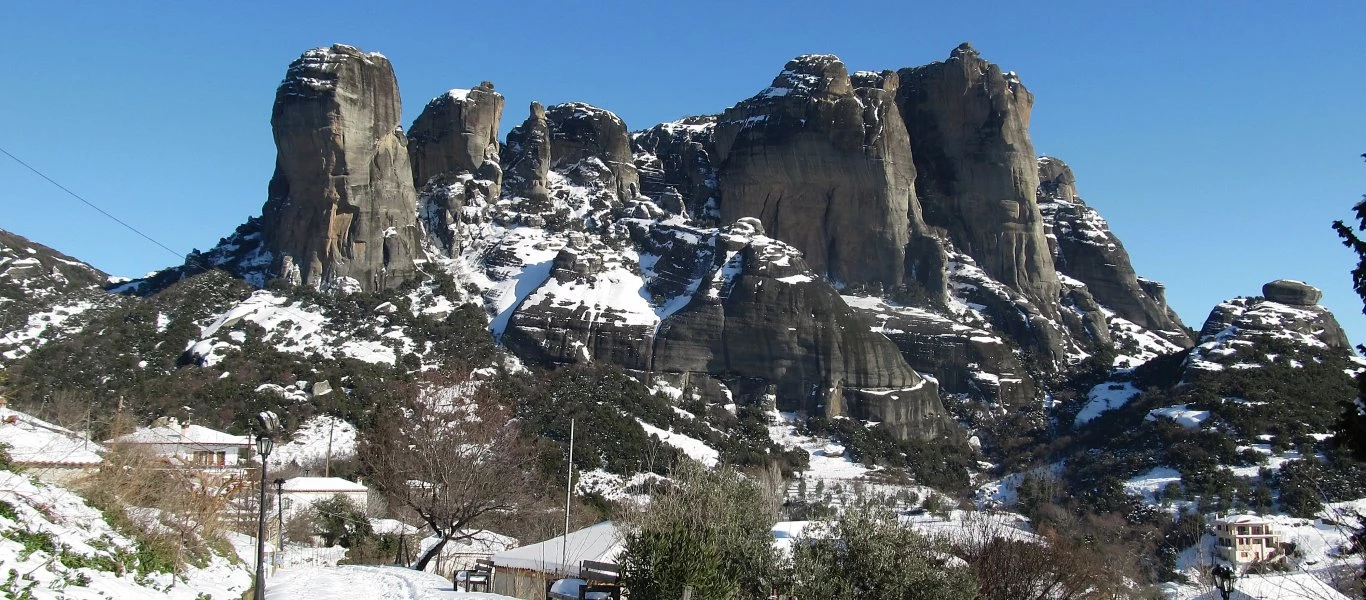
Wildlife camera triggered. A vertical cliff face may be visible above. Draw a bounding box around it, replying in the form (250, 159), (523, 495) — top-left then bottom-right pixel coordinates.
(408, 82), (505, 191)
(632, 116), (721, 220)
(261, 44), (422, 292)
(1037, 156), (1191, 345)
(408, 83), (505, 257)
(897, 43), (1058, 310)
(650, 220), (952, 441)
(501, 102), (553, 204)
(712, 55), (943, 296)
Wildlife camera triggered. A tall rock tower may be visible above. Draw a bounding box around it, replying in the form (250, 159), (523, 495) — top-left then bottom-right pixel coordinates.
(898, 43), (1059, 309)
(261, 44), (422, 292)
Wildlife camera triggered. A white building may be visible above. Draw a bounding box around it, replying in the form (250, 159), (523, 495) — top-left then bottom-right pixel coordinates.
(110, 419), (251, 468)
(1213, 514), (1282, 565)
(0, 407), (105, 483)
(279, 476), (369, 524)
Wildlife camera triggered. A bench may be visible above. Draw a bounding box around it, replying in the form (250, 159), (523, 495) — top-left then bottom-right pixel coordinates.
(458, 558), (493, 592)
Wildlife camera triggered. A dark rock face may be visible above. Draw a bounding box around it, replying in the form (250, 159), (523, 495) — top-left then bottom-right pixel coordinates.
(632, 116), (721, 221)
(502, 102), (553, 203)
(897, 44), (1058, 309)
(1262, 279), (1323, 306)
(843, 295), (1036, 408)
(408, 82), (505, 190)
(260, 44), (422, 292)
(1037, 156), (1191, 346)
(651, 220), (952, 440)
(712, 55), (944, 297)
(544, 103), (640, 201)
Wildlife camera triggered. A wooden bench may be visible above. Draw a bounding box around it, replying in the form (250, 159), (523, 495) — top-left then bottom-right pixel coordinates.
(459, 558), (493, 592)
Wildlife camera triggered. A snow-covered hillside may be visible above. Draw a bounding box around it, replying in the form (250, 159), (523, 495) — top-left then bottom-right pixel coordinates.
(0, 468), (252, 599)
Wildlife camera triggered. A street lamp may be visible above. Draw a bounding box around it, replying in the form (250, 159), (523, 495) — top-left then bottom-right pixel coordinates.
(273, 478), (285, 572)
(254, 432), (274, 600)
(1211, 564), (1236, 600)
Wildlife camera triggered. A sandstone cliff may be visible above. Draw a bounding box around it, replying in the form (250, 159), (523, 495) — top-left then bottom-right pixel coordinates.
(712, 55), (944, 297)
(260, 44), (423, 292)
(408, 82), (505, 191)
(897, 43), (1058, 310)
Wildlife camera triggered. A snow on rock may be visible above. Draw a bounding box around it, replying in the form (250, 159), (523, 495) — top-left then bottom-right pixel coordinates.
(269, 415), (357, 469)
(1145, 405), (1210, 429)
(1123, 467), (1183, 503)
(1074, 381), (1141, 426)
(637, 420), (719, 468)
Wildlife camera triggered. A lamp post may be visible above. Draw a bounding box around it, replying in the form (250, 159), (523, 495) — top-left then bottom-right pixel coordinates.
(1211, 564), (1236, 600)
(254, 433), (274, 600)
(273, 478), (285, 573)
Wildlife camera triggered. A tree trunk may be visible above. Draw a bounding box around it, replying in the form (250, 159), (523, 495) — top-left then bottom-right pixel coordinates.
(412, 533), (450, 572)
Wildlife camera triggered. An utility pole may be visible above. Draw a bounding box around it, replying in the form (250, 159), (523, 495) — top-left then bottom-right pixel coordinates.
(562, 418), (574, 575)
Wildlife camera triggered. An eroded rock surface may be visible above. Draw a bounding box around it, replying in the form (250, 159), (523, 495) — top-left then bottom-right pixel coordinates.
(713, 55), (944, 296)
(897, 44), (1058, 309)
(261, 44), (422, 292)
(408, 82), (505, 190)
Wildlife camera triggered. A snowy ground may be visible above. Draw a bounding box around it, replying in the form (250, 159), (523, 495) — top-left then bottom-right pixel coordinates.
(266, 565), (517, 600)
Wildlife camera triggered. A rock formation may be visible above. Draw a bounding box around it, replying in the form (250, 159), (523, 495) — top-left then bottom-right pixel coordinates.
(651, 220), (952, 440)
(502, 102), (553, 204)
(1037, 156), (1190, 345)
(408, 82), (505, 190)
(260, 44), (422, 292)
(632, 116), (721, 220)
(897, 44), (1058, 308)
(1188, 280), (1351, 377)
(544, 102), (640, 201)
(712, 55), (944, 296)
(409, 83), (504, 256)
(1262, 279), (1324, 306)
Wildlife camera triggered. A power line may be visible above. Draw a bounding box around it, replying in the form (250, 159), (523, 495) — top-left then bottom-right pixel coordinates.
(0, 145), (185, 260)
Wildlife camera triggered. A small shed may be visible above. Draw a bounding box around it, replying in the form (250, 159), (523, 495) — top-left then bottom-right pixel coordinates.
(491, 521), (622, 600)
(279, 476), (369, 524)
(110, 419), (251, 467)
(0, 408), (104, 483)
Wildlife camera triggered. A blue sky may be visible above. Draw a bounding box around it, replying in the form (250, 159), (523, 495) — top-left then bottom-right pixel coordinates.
(3, 1), (1365, 344)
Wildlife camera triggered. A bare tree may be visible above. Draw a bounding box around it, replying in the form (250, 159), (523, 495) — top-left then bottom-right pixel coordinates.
(358, 371), (542, 571)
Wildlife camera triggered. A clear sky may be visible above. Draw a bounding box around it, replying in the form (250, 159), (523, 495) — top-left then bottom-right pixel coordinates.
(3, 1), (1364, 344)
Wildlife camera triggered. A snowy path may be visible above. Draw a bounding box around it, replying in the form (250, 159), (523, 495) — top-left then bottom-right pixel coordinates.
(267, 565), (517, 600)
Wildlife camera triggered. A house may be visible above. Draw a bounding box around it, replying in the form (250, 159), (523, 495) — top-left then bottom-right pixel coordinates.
(1213, 514), (1283, 566)
(0, 407), (105, 483)
(279, 476), (369, 525)
(109, 419), (251, 468)
(491, 521), (622, 600)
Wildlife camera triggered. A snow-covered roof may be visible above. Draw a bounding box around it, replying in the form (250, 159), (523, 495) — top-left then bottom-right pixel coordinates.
(111, 422), (250, 448)
(0, 407), (104, 466)
(1217, 513), (1270, 525)
(281, 476), (368, 493)
(369, 518), (420, 536)
(492, 521), (620, 574)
